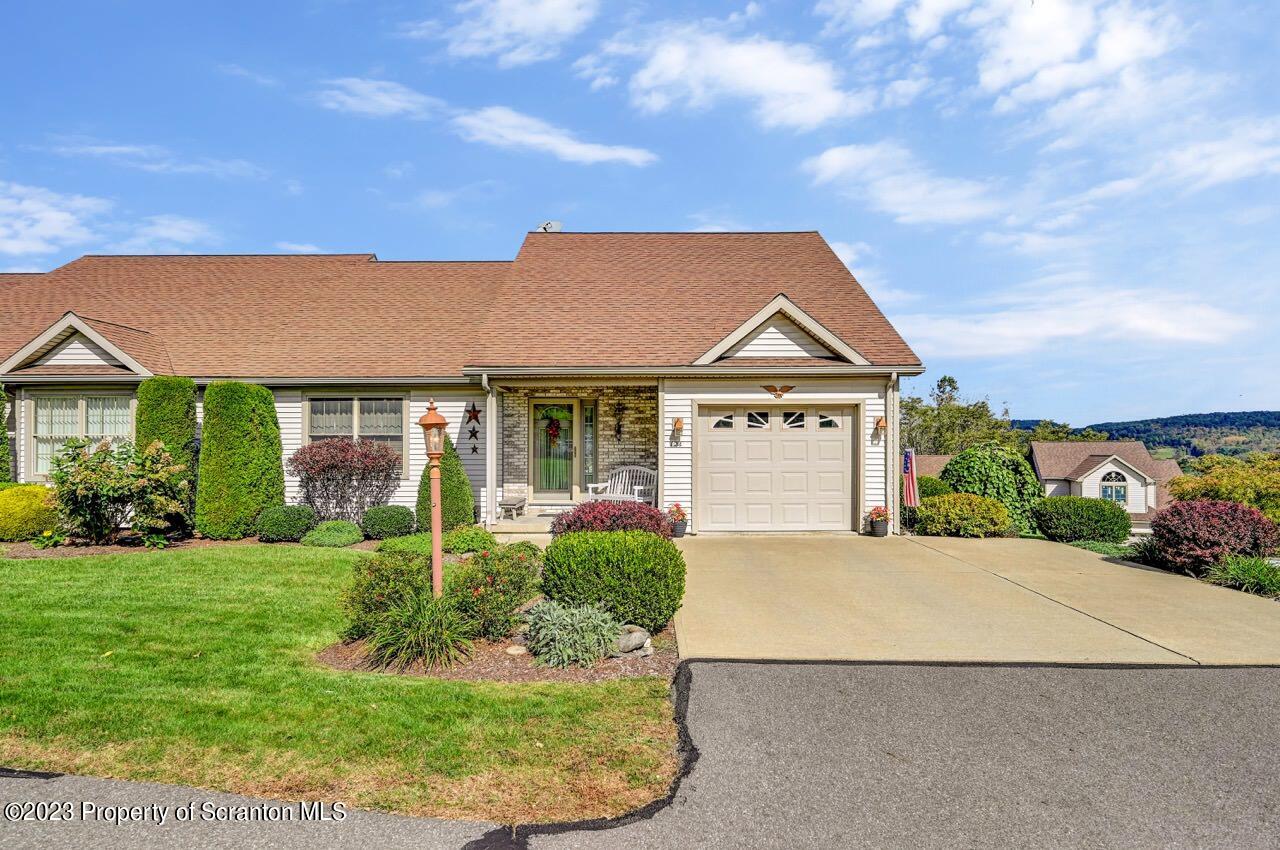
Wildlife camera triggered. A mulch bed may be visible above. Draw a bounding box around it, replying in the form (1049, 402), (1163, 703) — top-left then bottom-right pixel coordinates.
(317, 626), (679, 684)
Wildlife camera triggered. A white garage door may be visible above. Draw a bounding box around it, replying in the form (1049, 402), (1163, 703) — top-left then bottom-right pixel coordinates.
(695, 405), (854, 531)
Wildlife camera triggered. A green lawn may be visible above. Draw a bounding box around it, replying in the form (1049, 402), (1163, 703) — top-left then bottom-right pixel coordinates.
(0, 545), (676, 823)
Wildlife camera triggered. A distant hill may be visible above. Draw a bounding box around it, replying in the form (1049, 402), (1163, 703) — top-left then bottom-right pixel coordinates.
(1013, 411), (1280, 459)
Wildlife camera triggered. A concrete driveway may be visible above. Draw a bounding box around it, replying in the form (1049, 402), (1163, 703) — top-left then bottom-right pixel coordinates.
(673, 535), (1280, 664)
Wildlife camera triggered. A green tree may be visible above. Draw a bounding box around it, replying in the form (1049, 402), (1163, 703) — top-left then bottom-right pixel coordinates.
(416, 433), (475, 532)
(941, 441), (1043, 534)
(0, 383), (12, 483)
(1013, 419), (1110, 455)
(195, 381), (284, 539)
(135, 376), (198, 516)
(1170, 452), (1280, 523)
(900, 376), (1016, 455)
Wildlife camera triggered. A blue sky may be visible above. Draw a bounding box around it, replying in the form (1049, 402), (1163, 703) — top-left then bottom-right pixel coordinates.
(3, 0), (1278, 425)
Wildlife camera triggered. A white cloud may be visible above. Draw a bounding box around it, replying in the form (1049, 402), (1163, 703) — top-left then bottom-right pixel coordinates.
(881, 74), (931, 108)
(275, 241), (322, 252)
(0, 181), (110, 255)
(829, 239), (921, 304)
(898, 281), (1250, 358)
(112, 215), (219, 254)
(316, 78), (444, 118)
(1158, 119), (1280, 191)
(406, 0), (599, 68)
(815, 0), (907, 34)
(583, 22), (871, 130)
(452, 106), (657, 166)
(805, 141), (1005, 224)
(218, 63), (279, 86)
(48, 139), (268, 179)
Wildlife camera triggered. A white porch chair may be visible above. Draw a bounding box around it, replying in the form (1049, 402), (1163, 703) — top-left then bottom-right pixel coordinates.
(586, 466), (657, 505)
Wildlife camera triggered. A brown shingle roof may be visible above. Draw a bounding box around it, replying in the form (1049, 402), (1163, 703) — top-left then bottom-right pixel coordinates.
(914, 454), (952, 478)
(0, 232), (920, 379)
(1029, 441), (1178, 484)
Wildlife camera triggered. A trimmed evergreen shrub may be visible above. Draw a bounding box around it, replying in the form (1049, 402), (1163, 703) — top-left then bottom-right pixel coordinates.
(341, 552), (433, 640)
(288, 438), (402, 522)
(255, 504), (317, 543)
(524, 601), (621, 668)
(914, 493), (1011, 538)
(941, 442), (1042, 534)
(1032, 496), (1132, 544)
(135, 376), (198, 516)
(0, 485), (58, 541)
(550, 500), (672, 538)
(365, 592), (475, 670)
(443, 524), (498, 553)
(194, 382), (284, 539)
(918, 475), (953, 499)
(361, 504), (415, 539)
(301, 520), (363, 548)
(1150, 500), (1279, 576)
(0, 384), (12, 483)
(448, 544), (542, 640)
(416, 433), (474, 533)
(541, 530), (686, 632)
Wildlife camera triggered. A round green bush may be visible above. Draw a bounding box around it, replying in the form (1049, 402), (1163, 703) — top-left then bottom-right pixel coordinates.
(416, 433), (474, 533)
(443, 524), (498, 554)
(135, 376), (198, 517)
(0, 485), (59, 541)
(918, 475), (953, 499)
(915, 493), (1011, 538)
(541, 530), (686, 633)
(341, 552), (433, 640)
(1032, 496), (1132, 544)
(195, 382), (284, 539)
(301, 519), (363, 548)
(361, 505), (415, 539)
(255, 504), (317, 543)
(941, 442), (1042, 534)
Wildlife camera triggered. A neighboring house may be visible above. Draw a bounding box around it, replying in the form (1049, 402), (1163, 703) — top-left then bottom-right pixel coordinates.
(0, 231), (923, 533)
(913, 454), (952, 479)
(1029, 441), (1184, 532)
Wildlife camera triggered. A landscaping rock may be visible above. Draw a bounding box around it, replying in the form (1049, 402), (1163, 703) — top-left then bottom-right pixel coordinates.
(614, 625), (650, 655)
(504, 645), (528, 656)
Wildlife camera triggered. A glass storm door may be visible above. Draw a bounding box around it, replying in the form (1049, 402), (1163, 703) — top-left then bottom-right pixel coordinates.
(533, 403), (575, 497)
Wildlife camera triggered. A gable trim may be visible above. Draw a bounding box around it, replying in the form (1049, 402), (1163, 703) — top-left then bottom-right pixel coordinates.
(1070, 454), (1151, 484)
(0, 313), (153, 378)
(693, 294), (870, 366)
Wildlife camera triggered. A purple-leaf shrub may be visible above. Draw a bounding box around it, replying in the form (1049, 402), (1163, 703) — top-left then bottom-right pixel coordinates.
(1150, 499), (1279, 576)
(288, 438), (401, 522)
(550, 500), (672, 539)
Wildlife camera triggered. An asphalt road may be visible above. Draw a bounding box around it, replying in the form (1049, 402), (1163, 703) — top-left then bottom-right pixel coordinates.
(6, 663), (1280, 849)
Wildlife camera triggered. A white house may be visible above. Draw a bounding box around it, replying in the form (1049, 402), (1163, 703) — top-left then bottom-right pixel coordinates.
(1029, 441), (1185, 533)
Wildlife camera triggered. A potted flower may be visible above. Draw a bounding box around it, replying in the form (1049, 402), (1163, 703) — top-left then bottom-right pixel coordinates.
(867, 506), (891, 537)
(668, 503), (688, 538)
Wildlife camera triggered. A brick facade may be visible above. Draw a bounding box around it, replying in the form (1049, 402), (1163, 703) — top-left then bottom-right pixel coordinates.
(498, 385), (658, 500)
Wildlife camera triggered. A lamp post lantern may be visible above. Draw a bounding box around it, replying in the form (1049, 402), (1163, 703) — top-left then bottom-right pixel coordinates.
(418, 399), (448, 598)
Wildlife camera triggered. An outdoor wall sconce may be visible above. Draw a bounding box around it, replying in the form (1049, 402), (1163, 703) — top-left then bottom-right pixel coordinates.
(874, 416), (887, 432)
(614, 403), (626, 441)
(669, 417), (684, 448)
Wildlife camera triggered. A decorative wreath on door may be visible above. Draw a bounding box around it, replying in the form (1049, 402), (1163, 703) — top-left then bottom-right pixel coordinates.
(546, 417), (561, 447)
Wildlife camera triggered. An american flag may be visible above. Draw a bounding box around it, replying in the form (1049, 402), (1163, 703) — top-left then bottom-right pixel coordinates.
(902, 449), (920, 508)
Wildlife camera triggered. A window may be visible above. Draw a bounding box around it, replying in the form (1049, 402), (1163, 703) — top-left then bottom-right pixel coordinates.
(582, 402), (598, 485)
(782, 410), (806, 430)
(818, 413), (841, 429)
(1100, 470), (1128, 504)
(31, 394), (133, 477)
(712, 413), (735, 429)
(306, 396), (406, 472)
(746, 410), (769, 429)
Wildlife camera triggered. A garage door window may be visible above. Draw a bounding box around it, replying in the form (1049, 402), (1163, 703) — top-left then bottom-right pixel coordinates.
(712, 413), (734, 429)
(818, 413), (841, 429)
(782, 411), (806, 430)
(746, 411), (769, 429)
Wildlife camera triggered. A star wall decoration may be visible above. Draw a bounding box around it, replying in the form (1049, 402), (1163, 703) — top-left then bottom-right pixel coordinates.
(468, 426), (479, 440)
(470, 445), (479, 454)
(464, 402), (481, 424)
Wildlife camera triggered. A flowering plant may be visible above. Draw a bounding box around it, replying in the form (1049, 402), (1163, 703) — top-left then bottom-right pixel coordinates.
(868, 506), (892, 523)
(667, 503), (688, 523)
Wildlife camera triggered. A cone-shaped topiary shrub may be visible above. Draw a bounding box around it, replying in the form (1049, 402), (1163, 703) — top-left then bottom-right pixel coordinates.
(416, 433), (474, 532)
(0, 384), (13, 483)
(941, 442), (1042, 534)
(136, 376), (198, 520)
(195, 381), (284, 539)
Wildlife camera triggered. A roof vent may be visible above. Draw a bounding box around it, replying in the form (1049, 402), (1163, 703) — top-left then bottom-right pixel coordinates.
(535, 220), (563, 233)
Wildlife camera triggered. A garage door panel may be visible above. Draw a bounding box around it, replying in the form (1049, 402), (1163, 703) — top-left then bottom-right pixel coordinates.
(697, 405), (854, 532)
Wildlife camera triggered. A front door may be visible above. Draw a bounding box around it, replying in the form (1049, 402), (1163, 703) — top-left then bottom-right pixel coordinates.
(532, 402), (576, 499)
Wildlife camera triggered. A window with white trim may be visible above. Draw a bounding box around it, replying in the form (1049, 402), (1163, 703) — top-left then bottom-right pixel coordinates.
(305, 396), (407, 472)
(30, 394), (133, 477)
(1100, 470), (1128, 504)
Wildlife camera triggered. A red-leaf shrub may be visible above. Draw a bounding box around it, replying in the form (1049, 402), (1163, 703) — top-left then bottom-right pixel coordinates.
(287, 439), (401, 522)
(550, 500), (672, 539)
(1150, 499), (1279, 576)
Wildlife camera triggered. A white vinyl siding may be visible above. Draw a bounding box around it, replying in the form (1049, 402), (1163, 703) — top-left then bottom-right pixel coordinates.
(274, 388), (488, 519)
(661, 377), (888, 532)
(1078, 460), (1148, 515)
(34, 333), (123, 367)
(723, 315), (836, 359)
(1043, 478), (1071, 497)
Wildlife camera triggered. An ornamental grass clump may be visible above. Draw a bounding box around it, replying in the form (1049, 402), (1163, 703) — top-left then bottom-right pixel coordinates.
(524, 601), (621, 669)
(1150, 499), (1279, 576)
(1205, 555), (1280, 598)
(341, 552), (434, 641)
(289, 439), (402, 523)
(365, 592), (475, 671)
